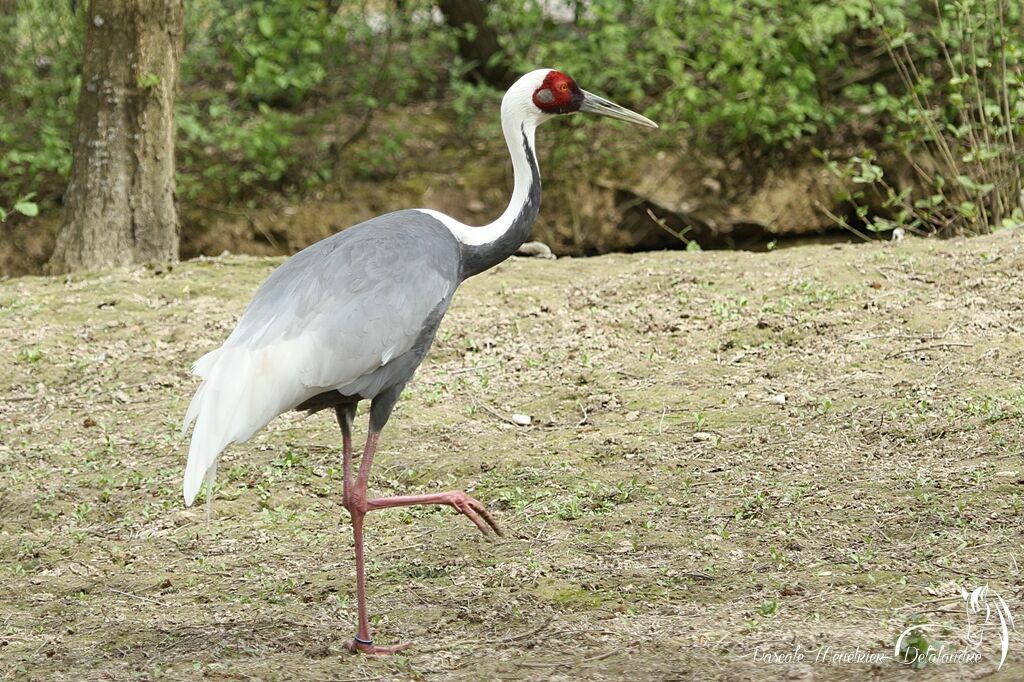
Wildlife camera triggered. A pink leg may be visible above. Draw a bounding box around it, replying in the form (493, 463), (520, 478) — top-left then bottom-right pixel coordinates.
(346, 507), (409, 655)
(343, 430), (411, 655)
(341, 429), (500, 655)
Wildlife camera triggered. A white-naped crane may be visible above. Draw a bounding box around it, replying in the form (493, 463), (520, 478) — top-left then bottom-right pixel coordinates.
(181, 68), (657, 654)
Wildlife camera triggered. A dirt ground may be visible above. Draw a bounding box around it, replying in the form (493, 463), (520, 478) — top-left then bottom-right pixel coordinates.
(2, 229), (1023, 680)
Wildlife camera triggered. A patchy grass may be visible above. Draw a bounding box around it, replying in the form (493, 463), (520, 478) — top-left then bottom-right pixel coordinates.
(1, 231), (1023, 680)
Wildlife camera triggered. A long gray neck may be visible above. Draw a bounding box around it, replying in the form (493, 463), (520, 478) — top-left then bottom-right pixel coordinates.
(459, 122), (542, 279)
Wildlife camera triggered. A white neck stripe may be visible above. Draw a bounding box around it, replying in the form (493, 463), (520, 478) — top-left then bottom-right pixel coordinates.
(415, 70), (551, 248)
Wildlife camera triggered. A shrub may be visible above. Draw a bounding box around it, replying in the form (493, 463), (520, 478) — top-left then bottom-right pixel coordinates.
(176, 0), (454, 201)
(0, 1), (82, 204)
(490, 0), (883, 149)
(0, 0), (1019, 238)
(829, 0), (1024, 236)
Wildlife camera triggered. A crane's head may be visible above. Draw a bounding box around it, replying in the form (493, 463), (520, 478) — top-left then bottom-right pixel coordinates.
(507, 68), (658, 129)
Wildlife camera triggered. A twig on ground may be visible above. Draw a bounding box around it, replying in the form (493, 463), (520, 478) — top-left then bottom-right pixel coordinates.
(450, 362), (499, 375)
(576, 401), (589, 427)
(515, 644), (631, 668)
(107, 588), (168, 607)
(885, 342), (972, 359)
(474, 400), (519, 426)
(931, 560), (997, 580)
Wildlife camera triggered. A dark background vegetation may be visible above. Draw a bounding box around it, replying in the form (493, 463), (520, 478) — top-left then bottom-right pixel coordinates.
(1, 0), (1022, 275)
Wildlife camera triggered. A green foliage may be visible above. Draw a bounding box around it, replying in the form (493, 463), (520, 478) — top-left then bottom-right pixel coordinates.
(187, 0), (331, 108)
(12, 195), (39, 218)
(0, 1), (455, 208)
(896, 619), (934, 670)
(0, 1), (82, 205)
(827, 0), (1024, 235)
(0, 0), (1019, 236)
(490, 0), (880, 148)
(0, 194), (39, 222)
(175, 0), (455, 201)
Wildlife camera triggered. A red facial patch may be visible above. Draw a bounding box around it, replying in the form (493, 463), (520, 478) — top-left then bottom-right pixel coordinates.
(532, 70), (584, 114)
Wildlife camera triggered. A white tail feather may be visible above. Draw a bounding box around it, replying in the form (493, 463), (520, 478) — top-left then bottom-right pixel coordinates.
(181, 341), (322, 506)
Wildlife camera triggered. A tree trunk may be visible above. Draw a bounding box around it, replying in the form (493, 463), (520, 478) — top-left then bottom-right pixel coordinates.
(48, 0), (184, 273)
(437, 0), (514, 89)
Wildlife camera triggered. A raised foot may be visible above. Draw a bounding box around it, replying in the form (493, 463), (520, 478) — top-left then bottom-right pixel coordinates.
(366, 489), (504, 537)
(344, 639), (412, 656)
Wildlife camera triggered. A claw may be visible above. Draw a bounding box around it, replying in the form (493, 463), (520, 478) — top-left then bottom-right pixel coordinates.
(455, 497), (491, 536)
(471, 498), (504, 537)
(447, 491), (503, 537)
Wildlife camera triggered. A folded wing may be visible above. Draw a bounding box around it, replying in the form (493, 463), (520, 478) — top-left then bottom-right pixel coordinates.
(181, 215), (459, 505)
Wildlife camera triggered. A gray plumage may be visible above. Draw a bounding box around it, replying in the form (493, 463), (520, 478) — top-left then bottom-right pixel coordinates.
(238, 210), (460, 406)
(181, 131), (539, 505)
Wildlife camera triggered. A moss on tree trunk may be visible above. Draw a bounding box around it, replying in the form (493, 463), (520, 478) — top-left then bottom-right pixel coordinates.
(48, 0), (184, 273)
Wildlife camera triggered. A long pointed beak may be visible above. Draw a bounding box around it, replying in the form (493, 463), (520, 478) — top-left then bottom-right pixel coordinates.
(579, 90), (658, 129)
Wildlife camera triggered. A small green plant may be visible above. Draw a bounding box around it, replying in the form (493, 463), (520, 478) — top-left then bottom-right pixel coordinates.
(849, 535), (875, 569)
(896, 618), (933, 670)
(73, 502), (92, 523)
(711, 296), (747, 323)
(136, 72), (161, 89)
(0, 194), (40, 221)
(733, 488), (769, 520)
(551, 479), (638, 520)
(272, 449), (303, 470)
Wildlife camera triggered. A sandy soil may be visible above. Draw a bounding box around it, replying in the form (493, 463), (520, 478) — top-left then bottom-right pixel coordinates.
(2, 229), (1023, 680)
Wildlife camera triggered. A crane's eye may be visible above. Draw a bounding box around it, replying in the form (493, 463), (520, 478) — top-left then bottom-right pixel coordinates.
(558, 82), (569, 92)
